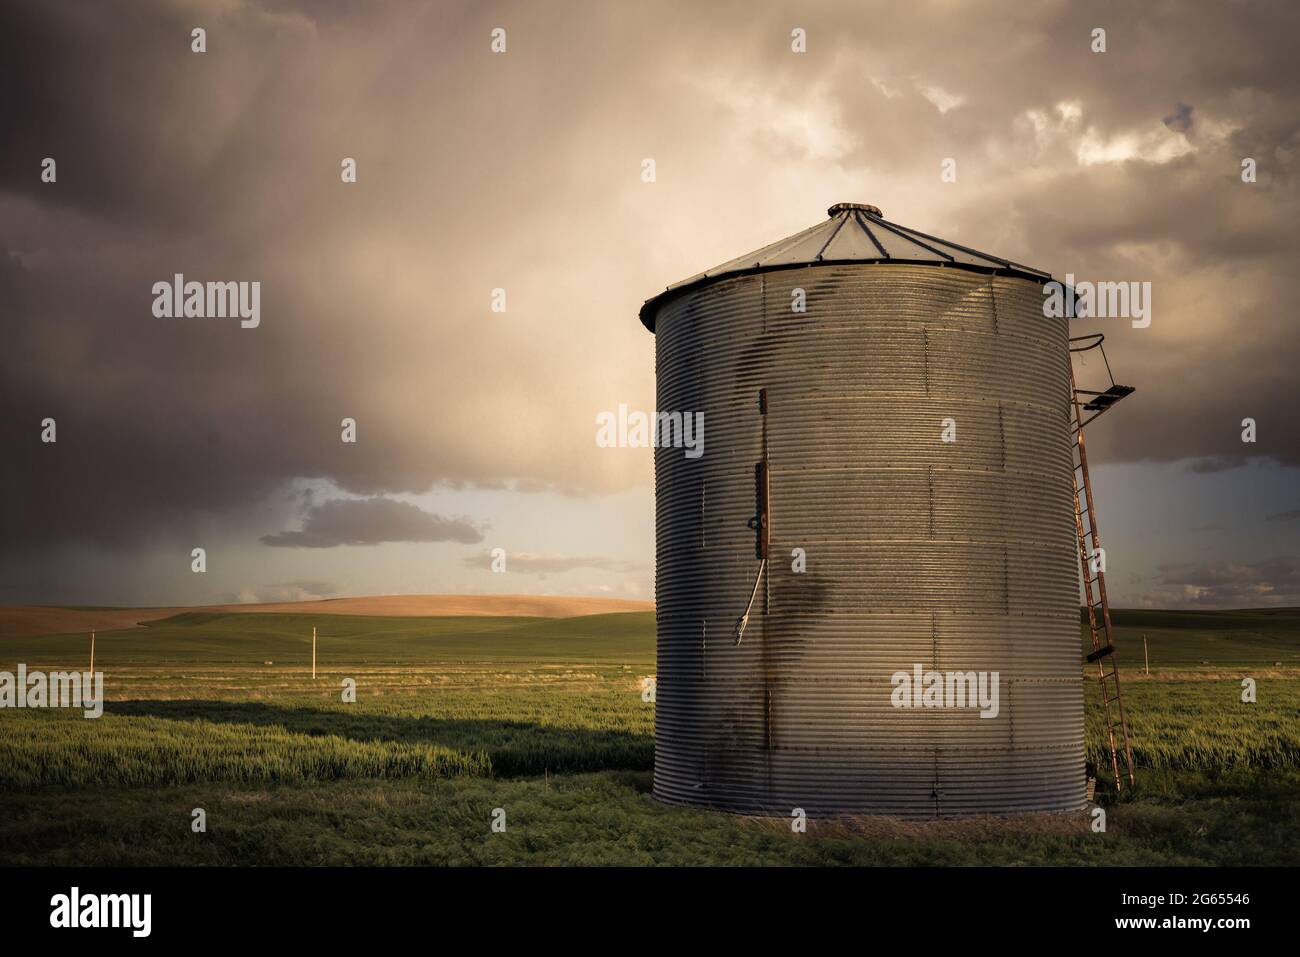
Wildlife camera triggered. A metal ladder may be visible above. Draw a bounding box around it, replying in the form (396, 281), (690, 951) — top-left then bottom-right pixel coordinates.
(1070, 363), (1136, 792)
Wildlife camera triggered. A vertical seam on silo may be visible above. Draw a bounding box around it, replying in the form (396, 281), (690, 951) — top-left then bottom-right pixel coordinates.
(1007, 679), (1015, 768)
(1004, 544), (1011, 616)
(931, 597), (941, 819)
(766, 687), (772, 752)
(990, 275), (1000, 335)
(998, 392), (1008, 616)
(763, 378), (771, 619)
(927, 464), (934, 538)
(999, 398), (1009, 617)
(764, 552), (770, 614)
(701, 477), (706, 548)
(922, 328), (930, 395)
(998, 401), (1007, 472)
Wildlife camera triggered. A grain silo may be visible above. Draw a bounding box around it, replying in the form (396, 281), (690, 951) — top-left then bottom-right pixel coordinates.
(639, 202), (1118, 817)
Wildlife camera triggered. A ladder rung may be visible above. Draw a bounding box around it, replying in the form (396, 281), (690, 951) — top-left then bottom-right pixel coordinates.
(1073, 380), (1131, 793)
(1084, 384), (1135, 410)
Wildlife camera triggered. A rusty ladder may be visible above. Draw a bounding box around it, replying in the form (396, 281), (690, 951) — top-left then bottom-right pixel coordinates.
(1070, 365), (1135, 792)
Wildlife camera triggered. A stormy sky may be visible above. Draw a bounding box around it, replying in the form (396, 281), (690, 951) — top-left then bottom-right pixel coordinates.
(1, 0), (1297, 608)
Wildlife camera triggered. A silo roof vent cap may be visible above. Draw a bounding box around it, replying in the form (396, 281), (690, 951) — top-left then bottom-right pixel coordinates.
(828, 202), (882, 217)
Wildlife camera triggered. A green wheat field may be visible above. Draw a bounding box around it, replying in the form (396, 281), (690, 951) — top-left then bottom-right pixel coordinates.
(1, 608), (1298, 866)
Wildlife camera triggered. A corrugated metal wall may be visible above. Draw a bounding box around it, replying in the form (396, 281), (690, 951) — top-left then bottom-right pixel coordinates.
(651, 264), (1084, 817)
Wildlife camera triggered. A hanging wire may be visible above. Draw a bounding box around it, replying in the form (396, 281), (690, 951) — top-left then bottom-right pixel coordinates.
(734, 558), (767, 645)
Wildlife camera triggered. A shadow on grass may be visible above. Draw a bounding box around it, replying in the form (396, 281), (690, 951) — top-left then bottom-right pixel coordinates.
(105, 699), (653, 776)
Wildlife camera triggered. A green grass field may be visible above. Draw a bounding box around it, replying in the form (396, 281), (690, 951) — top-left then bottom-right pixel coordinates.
(1, 608), (1297, 866)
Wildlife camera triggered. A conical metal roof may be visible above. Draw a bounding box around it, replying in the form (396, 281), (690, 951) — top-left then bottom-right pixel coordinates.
(639, 202), (1052, 331)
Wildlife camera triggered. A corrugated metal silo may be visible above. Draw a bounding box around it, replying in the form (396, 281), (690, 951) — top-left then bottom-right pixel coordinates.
(640, 203), (1083, 817)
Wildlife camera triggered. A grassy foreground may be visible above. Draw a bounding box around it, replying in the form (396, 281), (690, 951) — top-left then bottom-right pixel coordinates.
(1, 607), (1297, 865)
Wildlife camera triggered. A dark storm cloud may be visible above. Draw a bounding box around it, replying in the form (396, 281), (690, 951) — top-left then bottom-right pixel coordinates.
(2, 0), (1299, 563)
(1142, 556), (1300, 608)
(261, 497), (482, 548)
(1265, 509), (1300, 523)
(1162, 103), (1194, 134)
(791, 2), (1300, 473)
(0, 1), (318, 231)
(0, 0), (651, 550)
